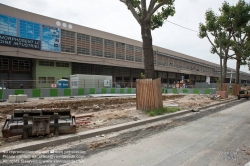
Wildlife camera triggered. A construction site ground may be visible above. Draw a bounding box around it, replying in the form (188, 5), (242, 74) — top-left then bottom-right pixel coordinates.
(0, 94), (236, 147)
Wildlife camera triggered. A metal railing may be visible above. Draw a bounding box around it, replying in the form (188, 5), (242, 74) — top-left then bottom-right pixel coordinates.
(0, 80), (138, 89)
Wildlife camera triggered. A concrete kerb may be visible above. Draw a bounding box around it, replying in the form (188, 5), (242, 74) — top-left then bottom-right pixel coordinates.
(0, 98), (240, 153)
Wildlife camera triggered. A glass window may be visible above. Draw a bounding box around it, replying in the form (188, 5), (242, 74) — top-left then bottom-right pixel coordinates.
(19, 19), (40, 40)
(56, 62), (69, 67)
(48, 77), (55, 83)
(104, 39), (115, 58)
(77, 33), (90, 55)
(39, 77), (46, 83)
(116, 42), (125, 60)
(39, 60), (54, 66)
(0, 14), (17, 36)
(126, 44), (134, 61)
(91, 36), (103, 57)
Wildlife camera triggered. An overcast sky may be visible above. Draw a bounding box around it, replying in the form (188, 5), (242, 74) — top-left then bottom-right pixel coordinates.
(1, 0), (249, 73)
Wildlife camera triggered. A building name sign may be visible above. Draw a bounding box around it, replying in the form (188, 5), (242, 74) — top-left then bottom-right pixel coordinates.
(0, 34), (40, 50)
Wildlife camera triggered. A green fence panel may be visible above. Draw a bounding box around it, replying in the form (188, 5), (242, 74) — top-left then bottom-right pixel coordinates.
(120, 88), (124, 94)
(193, 89), (199, 94)
(32, 89), (41, 98)
(127, 88), (132, 94)
(78, 88), (84, 95)
(15, 90), (24, 95)
(50, 89), (58, 97)
(228, 89), (232, 94)
(182, 89), (188, 93)
(172, 89), (178, 94)
(64, 89), (71, 96)
(111, 88), (116, 94)
(90, 88), (95, 94)
(204, 89), (211, 94)
(0, 90), (2, 99)
(162, 89), (167, 93)
(101, 88), (107, 94)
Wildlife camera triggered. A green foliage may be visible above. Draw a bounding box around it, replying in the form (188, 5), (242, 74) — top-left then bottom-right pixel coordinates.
(120, 0), (176, 79)
(230, 0), (250, 67)
(198, 1), (234, 57)
(121, 0), (175, 30)
(199, 0), (250, 84)
(151, 3), (175, 30)
(216, 78), (221, 84)
(141, 72), (146, 79)
(146, 107), (180, 116)
(130, 0), (140, 7)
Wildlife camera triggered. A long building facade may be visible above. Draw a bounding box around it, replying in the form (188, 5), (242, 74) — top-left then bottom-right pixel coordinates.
(0, 3), (250, 89)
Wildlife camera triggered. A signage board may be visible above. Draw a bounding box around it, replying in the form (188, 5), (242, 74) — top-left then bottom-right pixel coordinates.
(206, 76), (210, 84)
(104, 80), (110, 87)
(0, 34), (40, 50)
(41, 25), (60, 52)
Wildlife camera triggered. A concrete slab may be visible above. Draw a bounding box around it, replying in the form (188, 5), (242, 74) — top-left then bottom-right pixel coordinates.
(165, 104), (179, 107)
(89, 94), (136, 97)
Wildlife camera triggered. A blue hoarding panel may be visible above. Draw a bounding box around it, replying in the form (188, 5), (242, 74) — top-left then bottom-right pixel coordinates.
(0, 14), (17, 36)
(19, 19), (40, 40)
(41, 25), (60, 52)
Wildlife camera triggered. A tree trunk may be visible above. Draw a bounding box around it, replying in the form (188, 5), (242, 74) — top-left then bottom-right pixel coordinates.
(235, 56), (241, 84)
(141, 20), (154, 79)
(222, 57), (227, 83)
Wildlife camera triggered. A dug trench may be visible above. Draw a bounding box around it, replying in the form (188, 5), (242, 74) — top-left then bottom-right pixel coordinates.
(1, 99), (247, 166)
(0, 94), (236, 147)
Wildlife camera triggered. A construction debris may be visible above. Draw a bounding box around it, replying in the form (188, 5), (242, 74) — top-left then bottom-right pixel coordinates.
(209, 95), (221, 100)
(75, 113), (93, 125)
(191, 108), (200, 112)
(2, 108), (76, 138)
(6, 135), (23, 142)
(0, 94), (234, 144)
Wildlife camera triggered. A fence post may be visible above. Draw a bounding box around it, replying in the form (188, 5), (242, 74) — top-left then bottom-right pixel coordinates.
(1, 80), (4, 101)
(39, 81), (44, 99)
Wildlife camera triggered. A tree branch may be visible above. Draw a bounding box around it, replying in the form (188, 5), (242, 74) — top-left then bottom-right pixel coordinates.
(148, 0), (157, 12)
(206, 32), (220, 56)
(228, 54), (235, 58)
(242, 33), (247, 42)
(122, 0), (141, 24)
(141, 0), (147, 16)
(146, 0), (168, 21)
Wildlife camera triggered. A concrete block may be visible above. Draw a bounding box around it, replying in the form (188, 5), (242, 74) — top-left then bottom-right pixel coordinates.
(16, 94), (27, 102)
(8, 95), (16, 103)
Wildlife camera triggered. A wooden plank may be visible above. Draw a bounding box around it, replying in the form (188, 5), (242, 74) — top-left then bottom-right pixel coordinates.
(75, 113), (93, 118)
(232, 84), (240, 96)
(136, 78), (163, 111)
(153, 78), (163, 109)
(218, 83), (228, 91)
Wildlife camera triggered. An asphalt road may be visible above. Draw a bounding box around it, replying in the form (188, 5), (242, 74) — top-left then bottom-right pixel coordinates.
(70, 101), (250, 166)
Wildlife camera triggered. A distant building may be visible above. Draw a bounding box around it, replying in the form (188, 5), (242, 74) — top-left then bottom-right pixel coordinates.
(0, 3), (249, 88)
